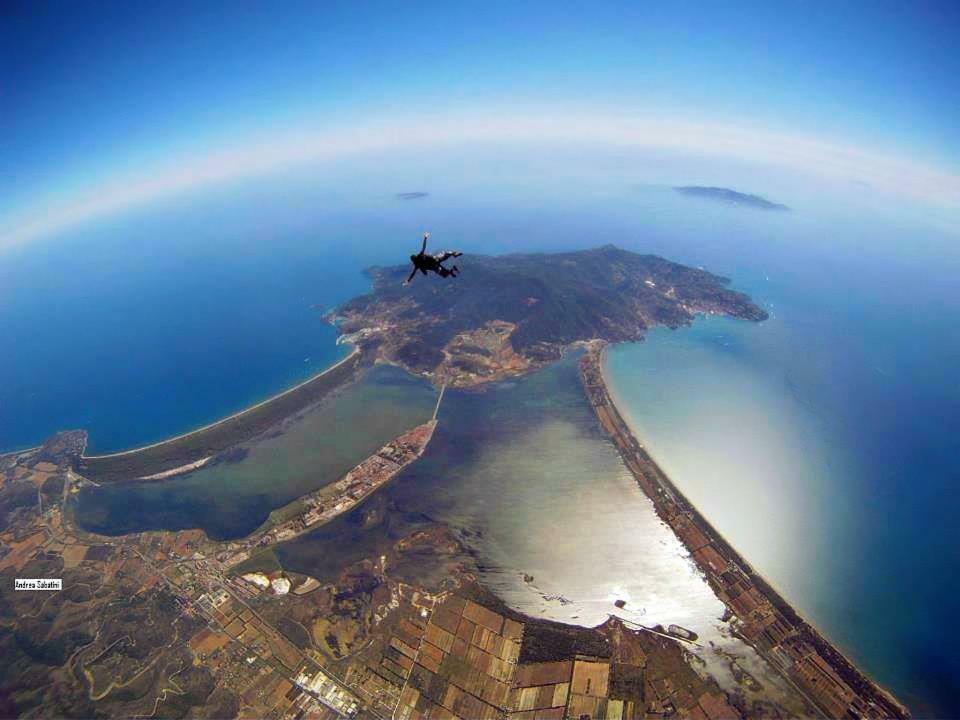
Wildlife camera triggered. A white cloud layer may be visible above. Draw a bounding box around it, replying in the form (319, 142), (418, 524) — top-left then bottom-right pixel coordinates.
(4, 110), (959, 250)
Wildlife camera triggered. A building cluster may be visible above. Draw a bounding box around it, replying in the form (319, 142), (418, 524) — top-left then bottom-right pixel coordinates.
(295, 663), (361, 717)
(6, 407), (898, 719)
(580, 348), (907, 720)
(222, 420), (436, 568)
(50, 524), (354, 719)
(187, 577), (364, 718)
(104, 529), (362, 718)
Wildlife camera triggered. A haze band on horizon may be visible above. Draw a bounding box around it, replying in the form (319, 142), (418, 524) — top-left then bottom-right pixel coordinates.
(4, 1), (959, 714)
(4, 111), (960, 250)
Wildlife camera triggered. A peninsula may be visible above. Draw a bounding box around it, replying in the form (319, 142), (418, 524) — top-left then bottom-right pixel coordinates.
(220, 419), (438, 569)
(8, 244), (909, 718)
(76, 244), (766, 481)
(674, 186), (791, 211)
(580, 344), (908, 719)
(332, 244), (767, 387)
(328, 243), (907, 717)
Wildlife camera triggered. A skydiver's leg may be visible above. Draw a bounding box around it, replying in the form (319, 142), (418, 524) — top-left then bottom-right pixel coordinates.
(435, 251), (460, 263)
(451, 265), (459, 276)
(437, 266), (451, 278)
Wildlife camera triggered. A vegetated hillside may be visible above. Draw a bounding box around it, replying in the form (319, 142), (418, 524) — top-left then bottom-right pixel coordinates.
(337, 244), (767, 368)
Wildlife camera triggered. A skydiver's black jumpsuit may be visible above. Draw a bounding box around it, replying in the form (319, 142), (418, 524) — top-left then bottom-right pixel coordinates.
(432, 252), (460, 277)
(408, 235), (461, 282)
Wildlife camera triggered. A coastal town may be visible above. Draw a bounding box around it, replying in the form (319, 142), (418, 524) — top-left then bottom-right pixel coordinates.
(1, 427), (814, 720)
(0, 246), (912, 718)
(1, 420), (443, 718)
(579, 342), (910, 720)
(2, 421), (807, 720)
(219, 419), (438, 570)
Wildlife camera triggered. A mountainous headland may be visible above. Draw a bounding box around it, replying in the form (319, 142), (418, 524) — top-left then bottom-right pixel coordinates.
(332, 244), (768, 387)
(1, 243), (912, 717)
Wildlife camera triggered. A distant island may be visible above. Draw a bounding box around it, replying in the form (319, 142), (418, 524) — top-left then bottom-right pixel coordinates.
(333, 244), (768, 386)
(674, 186), (790, 211)
(2, 243), (910, 719)
(395, 191), (429, 200)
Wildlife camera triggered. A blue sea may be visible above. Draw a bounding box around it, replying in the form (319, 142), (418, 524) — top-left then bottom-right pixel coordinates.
(4, 176), (958, 714)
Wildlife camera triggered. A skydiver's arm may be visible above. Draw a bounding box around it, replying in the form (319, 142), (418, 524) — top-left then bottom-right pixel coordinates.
(406, 267), (418, 284)
(421, 233), (429, 254)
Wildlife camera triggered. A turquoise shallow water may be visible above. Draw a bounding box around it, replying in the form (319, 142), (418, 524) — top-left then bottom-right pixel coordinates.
(74, 365), (437, 539)
(11, 180), (960, 714)
(270, 354), (808, 709)
(605, 313), (959, 715)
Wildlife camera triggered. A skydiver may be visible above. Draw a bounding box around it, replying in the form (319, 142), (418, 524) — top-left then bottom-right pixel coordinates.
(405, 232), (462, 284)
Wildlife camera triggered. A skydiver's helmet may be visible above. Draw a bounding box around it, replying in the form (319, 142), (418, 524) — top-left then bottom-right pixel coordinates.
(410, 254), (417, 263)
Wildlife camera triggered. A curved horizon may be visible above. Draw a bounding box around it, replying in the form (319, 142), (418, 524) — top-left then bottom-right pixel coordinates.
(4, 107), (960, 252)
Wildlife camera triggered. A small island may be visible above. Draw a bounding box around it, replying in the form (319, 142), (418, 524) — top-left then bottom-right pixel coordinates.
(674, 186), (791, 211)
(395, 191), (429, 200)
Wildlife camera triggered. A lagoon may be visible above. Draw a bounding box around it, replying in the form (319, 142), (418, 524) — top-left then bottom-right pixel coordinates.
(16, 180), (960, 713)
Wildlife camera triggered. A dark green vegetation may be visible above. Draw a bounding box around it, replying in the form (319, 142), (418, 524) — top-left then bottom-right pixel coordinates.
(0, 553), (99, 717)
(79, 350), (363, 483)
(277, 617), (311, 650)
(458, 584), (613, 664)
(674, 186), (791, 211)
(1, 553), (96, 666)
(518, 620), (613, 664)
(231, 548), (283, 576)
(339, 244), (767, 371)
(0, 545), (219, 719)
(0, 480), (37, 532)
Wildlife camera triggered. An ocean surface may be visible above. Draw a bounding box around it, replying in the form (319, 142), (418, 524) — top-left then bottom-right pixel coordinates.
(7, 178), (959, 714)
(273, 354), (808, 712)
(75, 365), (437, 539)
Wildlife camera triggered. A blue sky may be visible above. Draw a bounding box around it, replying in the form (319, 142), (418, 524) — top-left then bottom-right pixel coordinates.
(2, 1), (958, 242)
